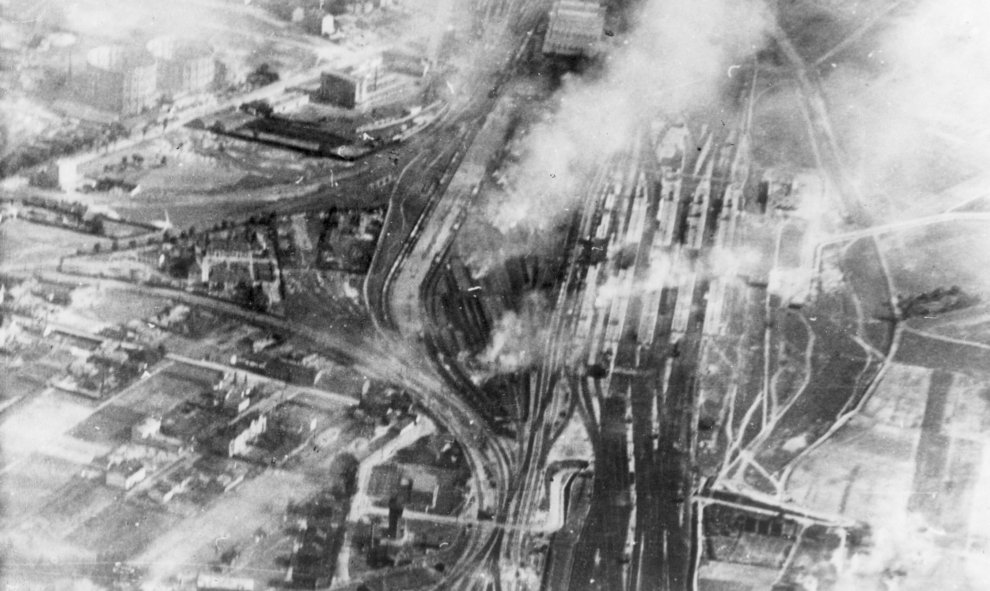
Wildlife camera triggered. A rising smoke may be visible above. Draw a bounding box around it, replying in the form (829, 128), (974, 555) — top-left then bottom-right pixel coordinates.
(485, 0), (773, 236)
(467, 0), (773, 372)
(475, 0), (990, 367)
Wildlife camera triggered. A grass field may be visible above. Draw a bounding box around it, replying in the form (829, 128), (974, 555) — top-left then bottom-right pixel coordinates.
(907, 303), (990, 347)
(114, 365), (212, 416)
(877, 219), (990, 297)
(839, 237), (895, 351)
(0, 218), (114, 270)
(894, 328), (990, 373)
(784, 359), (990, 589)
(70, 404), (146, 445)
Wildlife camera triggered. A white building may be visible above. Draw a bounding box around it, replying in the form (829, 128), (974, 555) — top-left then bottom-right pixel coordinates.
(106, 460), (147, 490)
(321, 14), (335, 36)
(131, 416), (162, 440)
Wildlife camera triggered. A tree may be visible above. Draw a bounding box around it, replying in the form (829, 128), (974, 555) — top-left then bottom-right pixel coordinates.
(233, 280), (268, 312)
(248, 63), (279, 87)
(87, 217), (105, 235)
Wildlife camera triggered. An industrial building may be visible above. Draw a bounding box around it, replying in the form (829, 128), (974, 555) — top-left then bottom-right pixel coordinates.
(318, 56), (419, 110)
(81, 45), (158, 115)
(147, 36), (215, 96)
(542, 0), (605, 57)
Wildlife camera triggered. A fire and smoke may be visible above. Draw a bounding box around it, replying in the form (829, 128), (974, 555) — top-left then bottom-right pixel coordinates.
(466, 0), (774, 374)
(475, 290), (552, 374)
(485, 0), (772, 236)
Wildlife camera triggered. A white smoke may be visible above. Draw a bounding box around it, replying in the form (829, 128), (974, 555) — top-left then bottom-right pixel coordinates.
(465, 0), (774, 373)
(482, 0), (774, 236)
(475, 290), (551, 374)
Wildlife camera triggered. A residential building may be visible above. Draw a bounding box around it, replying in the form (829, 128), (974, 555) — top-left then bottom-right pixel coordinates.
(106, 460), (147, 490)
(210, 412), (268, 457)
(148, 468), (194, 503)
(321, 14), (335, 36)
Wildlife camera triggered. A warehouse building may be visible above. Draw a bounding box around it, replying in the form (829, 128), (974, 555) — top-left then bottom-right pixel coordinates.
(542, 0), (605, 57)
(318, 56), (419, 110)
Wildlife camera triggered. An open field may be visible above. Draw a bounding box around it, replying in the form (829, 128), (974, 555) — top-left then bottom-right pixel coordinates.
(839, 236), (895, 351)
(0, 218), (113, 270)
(754, 317), (882, 477)
(115, 364), (214, 415)
(0, 452), (80, 524)
(876, 218), (990, 297)
(745, 238), (892, 477)
(894, 328), (990, 373)
(70, 403), (145, 445)
(785, 361), (990, 589)
(54, 284), (170, 329)
(907, 302), (990, 347)
(0, 388), (105, 468)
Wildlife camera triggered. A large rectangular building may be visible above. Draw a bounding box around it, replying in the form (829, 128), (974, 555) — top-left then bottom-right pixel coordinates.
(542, 0), (605, 57)
(318, 57), (418, 110)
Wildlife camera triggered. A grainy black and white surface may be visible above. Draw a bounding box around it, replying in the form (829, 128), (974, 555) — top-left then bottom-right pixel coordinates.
(1, 1), (989, 590)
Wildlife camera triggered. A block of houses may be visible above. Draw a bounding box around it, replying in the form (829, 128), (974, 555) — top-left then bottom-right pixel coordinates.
(148, 468), (194, 503)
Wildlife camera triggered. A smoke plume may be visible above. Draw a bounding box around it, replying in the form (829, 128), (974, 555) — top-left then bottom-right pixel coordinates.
(484, 0), (773, 237)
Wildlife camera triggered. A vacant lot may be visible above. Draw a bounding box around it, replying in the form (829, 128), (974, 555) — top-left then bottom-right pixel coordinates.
(114, 364), (212, 416)
(57, 285), (168, 328)
(69, 499), (182, 559)
(70, 404), (146, 445)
